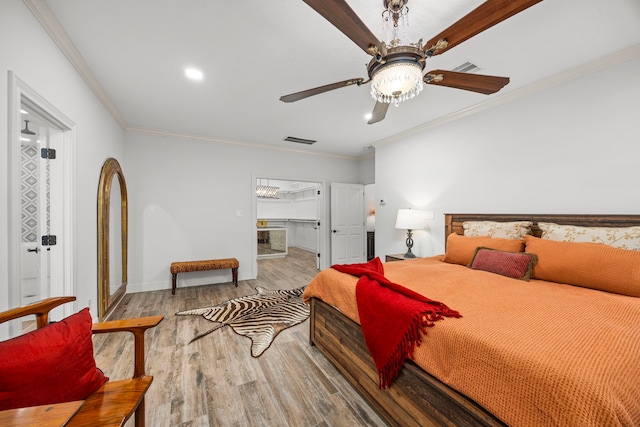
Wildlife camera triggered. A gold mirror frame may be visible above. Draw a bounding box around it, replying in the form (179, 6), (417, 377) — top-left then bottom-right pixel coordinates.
(97, 158), (128, 321)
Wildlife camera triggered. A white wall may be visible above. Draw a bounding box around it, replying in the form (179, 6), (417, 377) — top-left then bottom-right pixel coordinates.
(0, 1), (125, 321)
(359, 152), (375, 185)
(257, 198), (317, 220)
(375, 56), (640, 259)
(124, 131), (363, 292)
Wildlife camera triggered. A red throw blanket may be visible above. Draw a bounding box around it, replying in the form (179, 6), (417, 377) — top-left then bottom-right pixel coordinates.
(332, 257), (461, 389)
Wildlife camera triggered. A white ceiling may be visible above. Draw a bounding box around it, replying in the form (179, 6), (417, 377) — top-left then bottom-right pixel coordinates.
(42, 0), (640, 158)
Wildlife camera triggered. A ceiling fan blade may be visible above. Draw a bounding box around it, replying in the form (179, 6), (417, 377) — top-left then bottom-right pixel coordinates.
(424, 70), (509, 95)
(368, 102), (390, 125)
(280, 78), (364, 103)
(423, 0), (543, 56)
(303, 0), (386, 57)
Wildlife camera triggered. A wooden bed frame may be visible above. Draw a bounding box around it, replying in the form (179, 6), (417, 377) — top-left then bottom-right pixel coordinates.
(309, 213), (640, 427)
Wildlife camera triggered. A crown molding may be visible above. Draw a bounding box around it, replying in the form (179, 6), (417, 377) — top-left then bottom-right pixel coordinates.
(23, 0), (127, 129)
(374, 43), (640, 149)
(125, 127), (363, 161)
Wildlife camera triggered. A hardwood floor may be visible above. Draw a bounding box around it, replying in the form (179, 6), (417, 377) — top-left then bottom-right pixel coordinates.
(94, 247), (386, 427)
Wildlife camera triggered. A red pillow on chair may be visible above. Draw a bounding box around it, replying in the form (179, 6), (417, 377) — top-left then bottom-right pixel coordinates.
(0, 308), (108, 410)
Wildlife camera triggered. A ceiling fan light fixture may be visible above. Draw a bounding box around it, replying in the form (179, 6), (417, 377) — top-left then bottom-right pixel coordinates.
(370, 61), (423, 104)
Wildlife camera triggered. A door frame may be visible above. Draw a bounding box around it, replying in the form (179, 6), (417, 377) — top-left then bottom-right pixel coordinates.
(251, 174), (327, 279)
(7, 71), (76, 334)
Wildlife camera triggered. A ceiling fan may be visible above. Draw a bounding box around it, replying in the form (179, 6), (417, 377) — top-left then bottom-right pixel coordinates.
(280, 0), (543, 124)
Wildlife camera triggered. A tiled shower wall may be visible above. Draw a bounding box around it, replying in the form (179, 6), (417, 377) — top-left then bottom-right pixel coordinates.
(20, 144), (49, 243)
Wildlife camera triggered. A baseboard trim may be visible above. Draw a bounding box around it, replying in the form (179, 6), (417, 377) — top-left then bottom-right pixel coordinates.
(127, 273), (251, 294)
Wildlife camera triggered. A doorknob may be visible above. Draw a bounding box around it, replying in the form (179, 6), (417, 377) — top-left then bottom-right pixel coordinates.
(27, 247), (39, 253)
(332, 230), (338, 233)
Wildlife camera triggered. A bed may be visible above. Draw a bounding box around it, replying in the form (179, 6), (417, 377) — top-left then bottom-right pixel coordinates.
(303, 214), (640, 427)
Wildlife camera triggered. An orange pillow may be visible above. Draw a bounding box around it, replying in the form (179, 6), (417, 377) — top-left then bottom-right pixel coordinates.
(524, 235), (640, 297)
(443, 233), (525, 266)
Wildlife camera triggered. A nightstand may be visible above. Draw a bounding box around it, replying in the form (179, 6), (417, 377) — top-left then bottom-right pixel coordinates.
(385, 254), (412, 262)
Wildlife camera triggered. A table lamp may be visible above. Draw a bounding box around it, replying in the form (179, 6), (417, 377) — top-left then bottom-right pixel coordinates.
(395, 209), (427, 258)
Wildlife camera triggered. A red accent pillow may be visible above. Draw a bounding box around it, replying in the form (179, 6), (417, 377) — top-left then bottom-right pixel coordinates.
(468, 247), (538, 281)
(0, 308), (108, 410)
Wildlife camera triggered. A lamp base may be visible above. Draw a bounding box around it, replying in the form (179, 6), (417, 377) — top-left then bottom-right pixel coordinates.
(404, 229), (415, 258)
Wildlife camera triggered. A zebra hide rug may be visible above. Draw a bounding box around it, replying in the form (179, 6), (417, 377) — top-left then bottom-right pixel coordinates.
(176, 286), (309, 357)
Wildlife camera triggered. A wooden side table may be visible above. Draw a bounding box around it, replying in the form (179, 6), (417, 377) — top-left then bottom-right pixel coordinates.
(385, 254), (412, 262)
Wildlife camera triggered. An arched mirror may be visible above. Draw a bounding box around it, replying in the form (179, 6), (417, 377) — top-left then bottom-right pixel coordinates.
(98, 158), (128, 321)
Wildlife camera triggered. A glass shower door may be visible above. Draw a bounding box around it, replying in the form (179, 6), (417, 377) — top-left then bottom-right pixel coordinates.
(19, 105), (53, 306)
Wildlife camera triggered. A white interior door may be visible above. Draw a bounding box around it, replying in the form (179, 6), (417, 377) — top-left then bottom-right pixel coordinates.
(330, 183), (365, 265)
(6, 74), (75, 339)
(47, 127), (65, 298)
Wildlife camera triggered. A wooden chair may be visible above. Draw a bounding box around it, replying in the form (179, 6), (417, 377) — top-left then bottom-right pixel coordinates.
(0, 297), (163, 427)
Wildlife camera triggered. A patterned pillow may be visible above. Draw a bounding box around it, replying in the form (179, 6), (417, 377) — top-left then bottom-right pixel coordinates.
(468, 247), (538, 281)
(463, 221), (533, 239)
(538, 222), (640, 251)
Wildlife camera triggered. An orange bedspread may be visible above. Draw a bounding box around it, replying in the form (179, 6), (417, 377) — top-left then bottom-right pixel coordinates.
(303, 256), (640, 427)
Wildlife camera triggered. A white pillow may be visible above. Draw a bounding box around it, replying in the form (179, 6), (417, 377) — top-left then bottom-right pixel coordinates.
(538, 222), (640, 251)
(463, 221), (532, 239)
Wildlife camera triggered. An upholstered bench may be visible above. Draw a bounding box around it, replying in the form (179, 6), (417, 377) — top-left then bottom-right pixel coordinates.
(170, 258), (239, 294)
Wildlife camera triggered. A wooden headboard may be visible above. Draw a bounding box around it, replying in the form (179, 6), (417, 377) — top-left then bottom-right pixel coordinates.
(444, 213), (640, 239)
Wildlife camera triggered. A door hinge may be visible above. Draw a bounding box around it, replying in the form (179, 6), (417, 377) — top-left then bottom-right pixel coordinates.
(317, 253), (320, 258)
(317, 190), (320, 195)
(41, 148), (56, 159)
(317, 221), (320, 227)
(42, 235), (57, 246)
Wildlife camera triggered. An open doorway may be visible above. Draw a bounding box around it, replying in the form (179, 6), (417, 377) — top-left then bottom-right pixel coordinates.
(6, 73), (75, 337)
(255, 178), (322, 276)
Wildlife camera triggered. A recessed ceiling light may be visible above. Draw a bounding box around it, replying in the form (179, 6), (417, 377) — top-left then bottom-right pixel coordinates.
(364, 113), (373, 121)
(20, 109), (28, 114)
(185, 68), (203, 80)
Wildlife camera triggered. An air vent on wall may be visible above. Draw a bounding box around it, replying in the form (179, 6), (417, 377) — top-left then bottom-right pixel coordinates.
(284, 136), (316, 145)
(452, 61), (481, 73)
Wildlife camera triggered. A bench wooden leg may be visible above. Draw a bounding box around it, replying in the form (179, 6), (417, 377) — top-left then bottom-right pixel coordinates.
(172, 273), (177, 295)
(232, 267), (238, 287)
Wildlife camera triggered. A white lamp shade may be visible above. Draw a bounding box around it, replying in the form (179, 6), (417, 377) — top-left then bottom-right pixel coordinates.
(395, 209), (427, 230)
(366, 215), (376, 231)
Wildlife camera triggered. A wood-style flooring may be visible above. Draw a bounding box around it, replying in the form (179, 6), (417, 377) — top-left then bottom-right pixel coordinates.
(94, 247), (386, 427)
